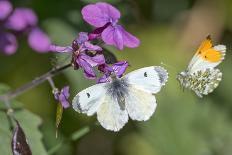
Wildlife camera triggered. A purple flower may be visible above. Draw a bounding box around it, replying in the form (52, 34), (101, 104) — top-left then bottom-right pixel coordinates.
(5, 8), (38, 31)
(0, 32), (17, 55)
(0, 3), (51, 54)
(82, 2), (140, 50)
(50, 32), (105, 79)
(98, 61), (128, 83)
(0, 0), (12, 20)
(28, 28), (51, 52)
(54, 86), (70, 109)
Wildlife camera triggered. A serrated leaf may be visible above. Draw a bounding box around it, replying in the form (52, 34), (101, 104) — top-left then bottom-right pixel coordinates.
(12, 120), (32, 155)
(55, 103), (63, 138)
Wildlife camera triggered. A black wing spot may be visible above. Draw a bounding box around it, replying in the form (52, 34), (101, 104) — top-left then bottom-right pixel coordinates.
(205, 56), (207, 58)
(144, 72), (148, 77)
(86, 93), (90, 98)
(199, 51), (202, 54)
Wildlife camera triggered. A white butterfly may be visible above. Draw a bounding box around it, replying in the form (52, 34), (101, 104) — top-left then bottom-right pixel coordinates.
(72, 66), (168, 131)
(177, 36), (226, 97)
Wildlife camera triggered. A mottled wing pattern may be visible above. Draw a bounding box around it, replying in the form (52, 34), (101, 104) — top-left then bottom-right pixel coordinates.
(179, 69), (222, 97)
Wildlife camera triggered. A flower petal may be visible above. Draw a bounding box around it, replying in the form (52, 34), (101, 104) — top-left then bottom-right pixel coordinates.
(0, 32), (17, 55)
(118, 25), (140, 48)
(97, 74), (111, 83)
(76, 32), (89, 45)
(6, 8), (37, 31)
(83, 42), (102, 51)
(0, 1), (12, 20)
(102, 25), (123, 50)
(112, 61), (128, 77)
(59, 86), (70, 108)
(28, 28), (51, 53)
(81, 4), (110, 27)
(95, 2), (120, 22)
(61, 86), (70, 98)
(79, 53), (105, 67)
(50, 45), (73, 53)
(77, 58), (96, 79)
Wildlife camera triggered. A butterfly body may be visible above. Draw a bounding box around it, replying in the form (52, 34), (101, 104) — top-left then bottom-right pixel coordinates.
(73, 66), (168, 131)
(177, 36), (226, 97)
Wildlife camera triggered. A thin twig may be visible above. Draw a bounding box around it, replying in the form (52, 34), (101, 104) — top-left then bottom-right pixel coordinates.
(0, 63), (72, 101)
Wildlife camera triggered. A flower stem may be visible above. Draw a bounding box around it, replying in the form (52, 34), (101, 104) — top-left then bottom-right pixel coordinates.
(0, 63), (72, 101)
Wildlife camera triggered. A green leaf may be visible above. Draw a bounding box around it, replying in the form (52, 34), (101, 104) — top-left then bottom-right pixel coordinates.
(55, 103), (63, 138)
(0, 109), (48, 155)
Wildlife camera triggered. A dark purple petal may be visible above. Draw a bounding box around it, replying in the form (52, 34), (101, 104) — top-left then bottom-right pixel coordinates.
(118, 25), (140, 48)
(102, 25), (123, 50)
(112, 61), (128, 77)
(28, 28), (51, 53)
(83, 42), (102, 51)
(0, 0), (12, 20)
(0, 32), (17, 55)
(6, 8), (37, 31)
(77, 57), (96, 79)
(81, 3), (110, 27)
(50, 45), (73, 53)
(98, 63), (113, 73)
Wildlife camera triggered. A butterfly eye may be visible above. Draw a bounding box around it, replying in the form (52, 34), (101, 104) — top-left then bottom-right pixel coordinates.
(144, 72), (148, 77)
(86, 93), (90, 98)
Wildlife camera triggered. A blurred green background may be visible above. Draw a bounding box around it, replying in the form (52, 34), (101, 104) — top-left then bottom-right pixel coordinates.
(1, 0), (232, 154)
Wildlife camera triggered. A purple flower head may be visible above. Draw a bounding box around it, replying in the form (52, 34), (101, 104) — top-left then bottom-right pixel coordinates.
(50, 32), (105, 79)
(82, 2), (140, 50)
(5, 8), (38, 31)
(98, 61), (128, 83)
(0, 32), (17, 55)
(54, 86), (70, 109)
(0, 0), (12, 20)
(28, 28), (51, 53)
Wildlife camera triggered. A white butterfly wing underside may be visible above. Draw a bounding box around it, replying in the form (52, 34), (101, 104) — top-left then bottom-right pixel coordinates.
(187, 45), (226, 73)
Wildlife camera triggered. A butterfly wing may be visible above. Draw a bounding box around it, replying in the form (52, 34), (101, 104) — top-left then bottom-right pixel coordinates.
(187, 36), (226, 73)
(72, 83), (106, 116)
(184, 69), (222, 97)
(123, 66), (168, 94)
(123, 66), (167, 121)
(97, 95), (128, 132)
(125, 86), (157, 121)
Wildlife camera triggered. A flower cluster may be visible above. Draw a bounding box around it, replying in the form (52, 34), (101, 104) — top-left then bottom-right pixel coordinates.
(51, 2), (139, 83)
(0, 0), (50, 55)
(50, 2), (139, 108)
